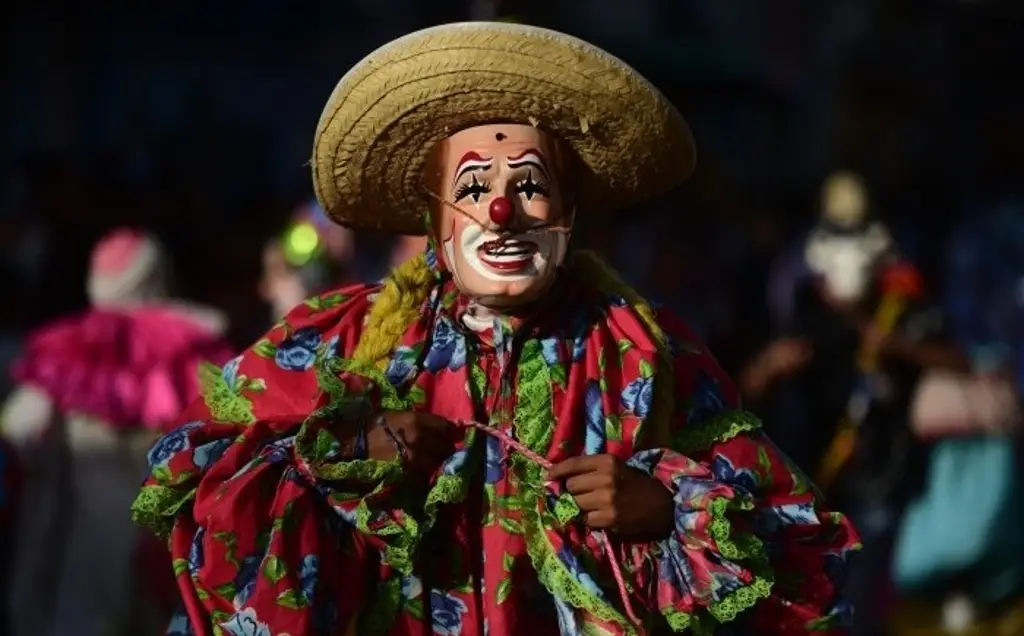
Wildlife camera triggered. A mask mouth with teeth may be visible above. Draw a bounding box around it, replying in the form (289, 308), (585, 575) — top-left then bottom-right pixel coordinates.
(478, 238), (538, 271)
(447, 224), (566, 281)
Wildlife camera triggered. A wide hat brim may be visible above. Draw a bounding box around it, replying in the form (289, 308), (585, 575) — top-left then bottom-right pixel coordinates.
(312, 21), (696, 235)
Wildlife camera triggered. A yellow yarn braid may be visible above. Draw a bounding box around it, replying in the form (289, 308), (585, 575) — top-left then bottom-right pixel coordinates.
(349, 249), (674, 447)
(570, 251), (675, 448)
(351, 253), (435, 367)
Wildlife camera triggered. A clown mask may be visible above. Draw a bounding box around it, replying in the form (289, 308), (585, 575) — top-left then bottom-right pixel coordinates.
(428, 124), (572, 308)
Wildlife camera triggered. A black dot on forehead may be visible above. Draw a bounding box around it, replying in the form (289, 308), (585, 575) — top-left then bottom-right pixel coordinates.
(495, 132), (506, 141)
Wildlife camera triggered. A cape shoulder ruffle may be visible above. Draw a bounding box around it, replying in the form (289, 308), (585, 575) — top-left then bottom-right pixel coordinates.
(12, 303), (235, 431)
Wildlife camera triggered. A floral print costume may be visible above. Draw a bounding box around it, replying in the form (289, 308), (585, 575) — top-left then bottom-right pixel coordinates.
(134, 253), (859, 636)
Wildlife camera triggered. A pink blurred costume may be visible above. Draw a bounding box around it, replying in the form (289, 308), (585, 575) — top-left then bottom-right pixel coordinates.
(0, 229), (234, 636)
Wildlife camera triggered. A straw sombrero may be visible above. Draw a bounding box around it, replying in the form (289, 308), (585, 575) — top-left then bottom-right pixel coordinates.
(312, 21), (696, 236)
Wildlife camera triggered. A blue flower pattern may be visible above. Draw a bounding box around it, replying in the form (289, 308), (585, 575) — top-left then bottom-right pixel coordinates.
(540, 338), (561, 367)
(274, 327), (322, 371)
(188, 527), (205, 578)
(766, 502), (818, 529)
(193, 438), (232, 470)
(261, 439), (292, 464)
(402, 575), (423, 601)
(582, 381), (606, 455)
(148, 421), (203, 468)
(430, 589), (468, 635)
(386, 344), (420, 385)
(552, 596), (580, 635)
(299, 554), (319, 604)
(441, 448), (470, 476)
(222, 355), (243, 389)
(483, 436), (504, 484)
(324, 335), (339, 358)
(620, 375), (653, 418)
(220, 607), (271, 636)
(571, 335), (587, 363)
(711, 453), (759, 495)
(423, 316), (467, 372)
(627, 450), (719, 601)
(425, 244), (439, 270)
(709, 569), (745, 597)
(656, 534), (699, 596)
(232, 555), (261, 608)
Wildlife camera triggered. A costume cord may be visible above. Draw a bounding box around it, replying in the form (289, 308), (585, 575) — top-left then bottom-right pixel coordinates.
(453, 418), (644, 629)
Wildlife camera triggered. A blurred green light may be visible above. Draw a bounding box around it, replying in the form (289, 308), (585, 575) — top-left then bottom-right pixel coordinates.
(283, 223), (320, 266)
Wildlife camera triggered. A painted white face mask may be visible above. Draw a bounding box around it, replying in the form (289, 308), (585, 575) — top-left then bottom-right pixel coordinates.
(433, 124), (573, 309)
(804, 222), (893, 303)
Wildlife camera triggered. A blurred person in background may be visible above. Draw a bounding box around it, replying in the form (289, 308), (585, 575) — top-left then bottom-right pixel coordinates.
(739, 171), (968, 636)
(886, 194), (1024, 635)
(260, 199), (429, 325)
(259, 199), (358, 322)
(0, 228), (234, 636)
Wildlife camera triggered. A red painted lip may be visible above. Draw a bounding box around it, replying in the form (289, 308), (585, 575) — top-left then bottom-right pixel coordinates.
(477, 241), (537, 271)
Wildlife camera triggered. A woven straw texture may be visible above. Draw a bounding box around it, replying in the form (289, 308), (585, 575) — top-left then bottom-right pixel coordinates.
(311, 21), (696, 235)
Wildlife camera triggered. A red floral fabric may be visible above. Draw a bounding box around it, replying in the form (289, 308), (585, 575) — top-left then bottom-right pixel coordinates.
(135, 273), (859, 636)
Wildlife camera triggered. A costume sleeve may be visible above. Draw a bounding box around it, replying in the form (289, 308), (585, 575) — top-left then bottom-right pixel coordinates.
(624, 312), (860, 635)
(130, 285), (415, 636)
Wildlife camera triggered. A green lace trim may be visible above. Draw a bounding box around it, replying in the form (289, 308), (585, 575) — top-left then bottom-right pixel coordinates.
(131, 484), (197, 539)
(661, 493), (774, 634)
(297, 352), (432, 578)
(129, 356), (254, 538)
(511, 338), (637, 633)
(514, 339), (554, 453)
(509, 359), (771, 634)
(316, 346), (474, 634)
(671, 410), (763, 455)
(198, 362), (256, 424)
(520, 474), (637, 633)
(655, 409), (774, 632)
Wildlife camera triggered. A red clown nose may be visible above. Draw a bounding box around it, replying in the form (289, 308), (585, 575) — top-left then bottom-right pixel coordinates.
(488, 196), (515, 227)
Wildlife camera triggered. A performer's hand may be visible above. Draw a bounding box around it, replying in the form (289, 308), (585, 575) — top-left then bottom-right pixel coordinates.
(741, 337), (811, 397)
(761, 337), (813, 377)
(367, 411), (458, 474)
(547, 454), (674, 538)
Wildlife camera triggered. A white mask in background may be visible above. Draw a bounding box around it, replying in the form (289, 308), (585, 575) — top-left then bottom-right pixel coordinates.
(804, 222), (893, 303)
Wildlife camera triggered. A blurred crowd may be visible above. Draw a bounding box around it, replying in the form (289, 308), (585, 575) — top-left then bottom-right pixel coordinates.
(1, 1), (1022, 635)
